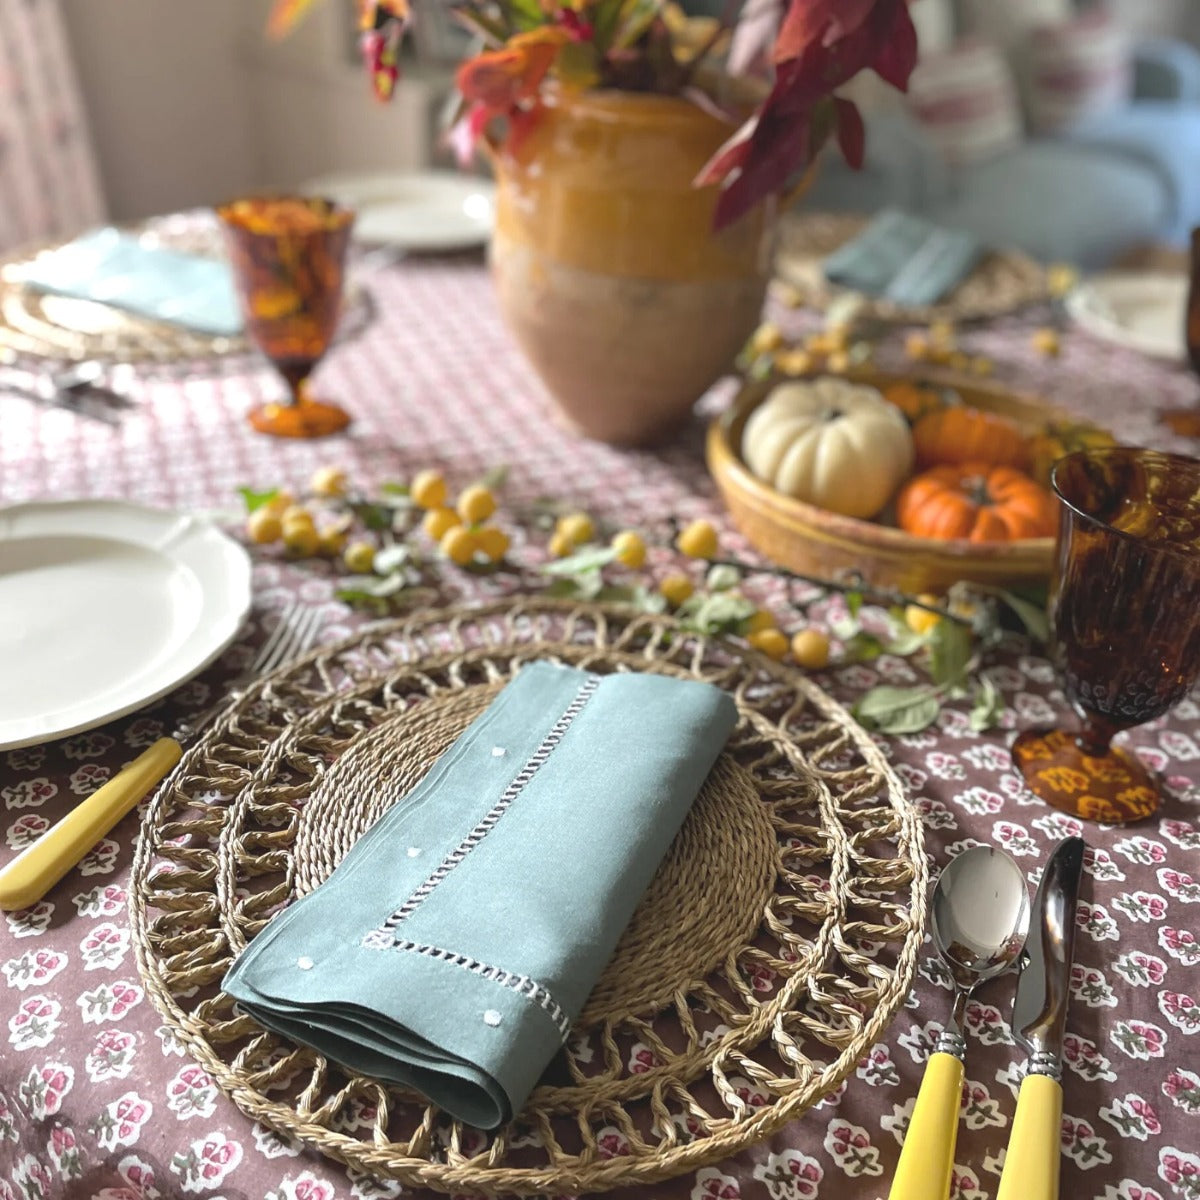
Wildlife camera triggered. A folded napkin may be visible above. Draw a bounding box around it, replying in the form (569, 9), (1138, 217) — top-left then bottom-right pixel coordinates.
(823, 209), (982, 307)
(223, 661), (737, 1129)
(11, 227), (242, 336)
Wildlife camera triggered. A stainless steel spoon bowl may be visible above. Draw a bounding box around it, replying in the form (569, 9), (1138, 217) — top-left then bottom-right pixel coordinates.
(888, 845), (1030, 1200)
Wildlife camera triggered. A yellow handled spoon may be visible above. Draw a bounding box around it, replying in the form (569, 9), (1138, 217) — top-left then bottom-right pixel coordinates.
(888, 846), (1030, 1200)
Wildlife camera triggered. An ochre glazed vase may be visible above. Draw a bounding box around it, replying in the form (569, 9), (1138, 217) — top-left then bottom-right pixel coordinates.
(490, 88), (775, 446)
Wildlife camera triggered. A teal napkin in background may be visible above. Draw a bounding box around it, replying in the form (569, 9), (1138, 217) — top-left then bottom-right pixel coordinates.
(823, 209), (982, 307)
(11, 227), (242, 336)
(223, 662), (738, 1130)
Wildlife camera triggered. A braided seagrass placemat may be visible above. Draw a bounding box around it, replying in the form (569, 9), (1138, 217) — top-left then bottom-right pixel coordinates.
(775, 211), (1049, 324)
(129, 600), (926, 1196)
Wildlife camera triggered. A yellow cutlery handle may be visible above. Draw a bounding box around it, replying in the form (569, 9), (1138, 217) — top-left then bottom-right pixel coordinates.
(0, 737), (182, 911)
(997, 1073), (1063, 1200)
(888, 1051), (964, 1200)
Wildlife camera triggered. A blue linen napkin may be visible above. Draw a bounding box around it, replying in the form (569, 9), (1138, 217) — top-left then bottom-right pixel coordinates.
(223, 661), (738, 1130)
(823, 209), (982, 307)
(11, 226), (242, 336)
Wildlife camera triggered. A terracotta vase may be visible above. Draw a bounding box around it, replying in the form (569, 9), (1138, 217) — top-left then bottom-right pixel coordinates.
(490, 88), (775, 447)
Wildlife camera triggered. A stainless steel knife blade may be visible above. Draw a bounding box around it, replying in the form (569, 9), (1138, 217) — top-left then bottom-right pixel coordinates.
(1010, 836), (1086, 1079)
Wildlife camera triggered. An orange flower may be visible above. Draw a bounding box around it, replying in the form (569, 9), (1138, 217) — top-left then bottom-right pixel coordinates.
(455, 28), (569, 115)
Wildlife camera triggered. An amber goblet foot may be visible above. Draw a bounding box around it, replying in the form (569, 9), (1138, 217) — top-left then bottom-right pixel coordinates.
(1013, 446), (1200, 825)
(246, 379), (351, 439)
(217, 195), (355, 439)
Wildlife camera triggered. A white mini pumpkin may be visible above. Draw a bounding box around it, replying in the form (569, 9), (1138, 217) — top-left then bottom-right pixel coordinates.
(742, 377), (915, 519)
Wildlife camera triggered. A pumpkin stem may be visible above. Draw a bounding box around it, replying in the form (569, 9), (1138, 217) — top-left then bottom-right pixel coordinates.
(964, 474), (992, 507)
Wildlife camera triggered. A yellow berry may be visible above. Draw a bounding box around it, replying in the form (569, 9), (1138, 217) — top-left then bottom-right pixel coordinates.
(611, 530), (646, 569)
(310, 466), (347, 497)
(475, 526), (510, 563)
(741, 610), (776, 636)
(280, 504), (313, 528)
(971, 357), (994, 377)
(245, 509), (282, 545)
(790, 629), (831, 670)
(929, 320), (956, 347)
(411, 469), (448, 510)
(659, 573), (695, 607)
(905, 594), (943, 635)
(456, 484), (496, 526)
(555, 511), (595, 547)
(775, 348), (815, 375)
(676, 518), (719, 560)
(440, 525), (478, 566)
(748, 322), (783, 355)
(1032, 328), (1061, 357)
(805, 332), (834, 356)
(317, 526), (347, 556)
(261, 490), (295, 518)
(826, 350), (850, 373)
(548, 531), (575, 559)
(283, 523), (320, 557)
(1046, 263), (1079, 299)
(343, 540), (376, 573)
(904, 333), (930, 361)
(422, 506), (460, 542)
(748, 628), (789, 660)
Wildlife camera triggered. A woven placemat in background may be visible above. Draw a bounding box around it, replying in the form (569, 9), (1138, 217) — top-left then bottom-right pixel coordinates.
(130, 600), (926, 1196)
(776, 210), (1050, 324)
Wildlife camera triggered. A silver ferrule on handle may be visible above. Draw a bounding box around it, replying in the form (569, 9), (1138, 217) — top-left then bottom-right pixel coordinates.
(934, 1028), (967, 1060)
(1023, 1050), (1062, 1081)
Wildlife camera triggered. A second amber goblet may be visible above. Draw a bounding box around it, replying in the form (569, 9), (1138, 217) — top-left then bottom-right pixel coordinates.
(217, 195), (354, 438)
(1012, 447), (1200, 824)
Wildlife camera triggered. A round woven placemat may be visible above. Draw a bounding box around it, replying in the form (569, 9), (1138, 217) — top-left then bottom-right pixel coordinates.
(130, 600), (926, 1196)
(0, 216), (374, 366)
(774, 210), (1049, 324)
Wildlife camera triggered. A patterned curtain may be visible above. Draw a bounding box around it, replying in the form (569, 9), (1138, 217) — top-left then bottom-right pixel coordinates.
(0, 0), (106, 255)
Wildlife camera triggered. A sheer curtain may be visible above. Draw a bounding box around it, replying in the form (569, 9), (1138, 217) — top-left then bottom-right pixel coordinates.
(0, 0), (105, 255)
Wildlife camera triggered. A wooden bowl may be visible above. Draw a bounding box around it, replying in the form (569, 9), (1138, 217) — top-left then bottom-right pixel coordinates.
(707, 369), (1099, 594)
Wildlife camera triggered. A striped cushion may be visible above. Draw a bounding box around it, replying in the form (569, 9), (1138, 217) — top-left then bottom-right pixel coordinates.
(1027, 10), (1132, 133)
(908, 40), (1024, 165)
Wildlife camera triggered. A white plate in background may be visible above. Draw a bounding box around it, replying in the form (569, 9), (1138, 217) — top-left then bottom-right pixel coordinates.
(302, 170), (496, 251)
(0, 500), (251, 750)
(1065, 271), (1188, 362)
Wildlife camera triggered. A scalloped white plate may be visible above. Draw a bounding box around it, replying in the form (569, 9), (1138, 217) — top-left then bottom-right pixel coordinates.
(302, 170), (495, 251)
(0, 500), (251, 750)
(1066, 271), (1187, 361)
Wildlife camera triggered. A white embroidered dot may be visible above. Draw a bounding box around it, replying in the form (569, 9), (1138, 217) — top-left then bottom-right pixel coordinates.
(407, 847), (421, 858)
(297, 956), (314, 970)
(491, 746), (506, 757)
(483, 1009), (503, 1027)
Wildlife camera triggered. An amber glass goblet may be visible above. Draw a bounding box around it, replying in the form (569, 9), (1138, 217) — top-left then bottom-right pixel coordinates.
(1012, 447), (1200, 824)
(217, 195), (354, 438)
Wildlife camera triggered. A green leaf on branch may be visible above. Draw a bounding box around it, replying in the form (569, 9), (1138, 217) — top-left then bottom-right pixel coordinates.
(335, 572), (410, 604)
(237, 486), (279, 513)
(969, 676), (1006, 732)
(854, 686), (942, 734)
(478, 464), (510, 492)
(676, 590), (757, 635)
(841, 630), (886, 662)
(997, 589), (1050, 644)
(372, 543), (413, 576)
(928, 618), (973, 689)
(845, 590), (863, 619)
(380, 481), (409, 497)
(349, 501), (394, 532)
(539, 545), (619, 576)
(594, 584), (669, 613)
(883, 628), (930, 657)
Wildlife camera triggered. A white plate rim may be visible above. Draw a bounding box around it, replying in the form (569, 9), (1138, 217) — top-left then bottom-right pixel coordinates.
(1065, 271), (1188, 362)
(0, 499), (252, 750)
(301, 169), (496, 251)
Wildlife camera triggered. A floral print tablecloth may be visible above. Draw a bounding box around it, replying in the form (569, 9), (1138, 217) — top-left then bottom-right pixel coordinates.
(0, 255), (1198, 1200)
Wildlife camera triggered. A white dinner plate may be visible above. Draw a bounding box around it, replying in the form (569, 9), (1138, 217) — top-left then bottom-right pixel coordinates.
(302, 169), (496, 251)
(0, 500), (252, 750)
(1065, 271), (1188, 362)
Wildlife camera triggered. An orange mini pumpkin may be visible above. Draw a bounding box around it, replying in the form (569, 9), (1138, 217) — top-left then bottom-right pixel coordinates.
(883, 380), (947, 425)
(896, 463), (1059, 542)
(912, 405), (1029, 470)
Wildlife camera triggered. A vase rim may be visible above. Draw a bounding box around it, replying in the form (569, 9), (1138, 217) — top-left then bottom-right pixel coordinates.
(544, 75), (762, 128)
